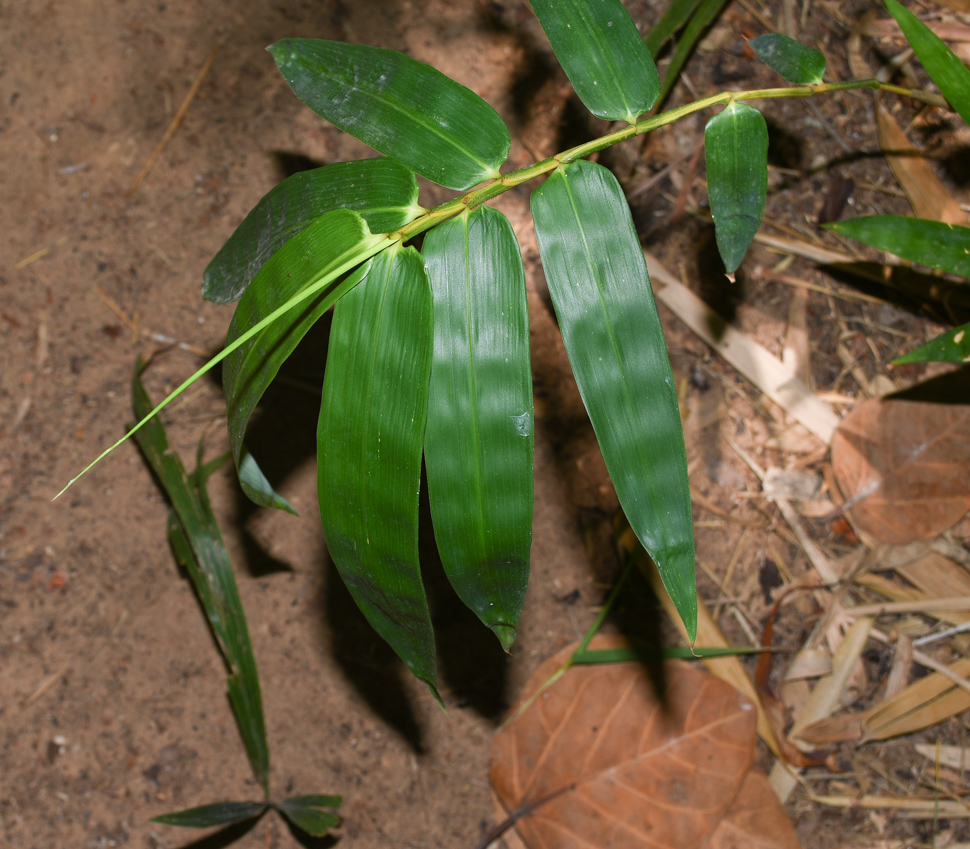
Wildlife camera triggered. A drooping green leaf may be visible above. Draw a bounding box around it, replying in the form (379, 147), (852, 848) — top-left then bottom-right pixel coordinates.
(886, 0), (970, 127)
(423, 207), (532, 651)
(203, 159), (421, 305)
(705, 101), (768, 274)
(317, 246), (438, 697)
(268, 39), (510, 191)
(645, 0), (704, 58)
(657, 0), (731, 107)
(531, 161), (697, 641)
(275, 795), (342, 836)
(132, 362), (270, 794)
(894, 321), (970, 364)
(749, 33), (825, 85)
(151, 801), (268, 828)
(529, 0), (660, 123)
(825, 215), (970, 278)
(222, 209), (389, 512)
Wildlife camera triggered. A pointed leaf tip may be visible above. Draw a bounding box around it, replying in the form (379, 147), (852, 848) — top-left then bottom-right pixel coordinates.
(705, 101), (768, 274)
(151, 801), (268, 829)
(491, 624), (517, 653)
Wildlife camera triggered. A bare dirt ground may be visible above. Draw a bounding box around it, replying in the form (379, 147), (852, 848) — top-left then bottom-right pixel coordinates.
(2, 1), (968, 848)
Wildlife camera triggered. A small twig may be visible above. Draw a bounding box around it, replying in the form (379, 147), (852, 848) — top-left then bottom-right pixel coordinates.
(474, 784), (576, 849)
(127, 39), (224, 195)
(94, 285), (138, 335)
(847, 598), (970, 617)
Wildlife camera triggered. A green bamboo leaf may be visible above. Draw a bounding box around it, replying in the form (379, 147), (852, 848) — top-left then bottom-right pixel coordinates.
(132, 363), (270, 793)
(749, 33), (825, 85)
(317, 246), (439, 698)
(423, 207), (533, 651)
(529, 0), (660, 123)
(151, 801), (267, 828)
(886, 0), (970, 127)
(705, 101), (768, 274)
(894, 321), (970, 364)
(203, 159), (421, 305)
(531, 161), (697, 641)
(825, 215), (970, 278)
(644, 0), (704, 58)
(657, 0), (731, 107)
(275, 795), (342, 836)
(268, 39), (510, 191)
(222, 209), (389, 512)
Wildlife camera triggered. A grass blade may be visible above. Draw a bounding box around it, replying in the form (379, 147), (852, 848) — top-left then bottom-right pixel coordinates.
(275, 795), (342, 836)
(531, 161), (696, 641)
(886, 0), (970, 127)
(529, 0), (660, 123)
(317, 246), (439, 699)
(423, 208), (533, 651)
(203, 159), (421, 305)
(222, 209), (389, 512)
(132, 361), (270, 794)
(749, 33), (825, 84)
(268, 40), (510, 191)
(705, 101), (769, 275)
(151, 801), (268, 828)
(656, 0), (731, 107)
(825, 215), (970, 278)
(644, 0), (704, 58)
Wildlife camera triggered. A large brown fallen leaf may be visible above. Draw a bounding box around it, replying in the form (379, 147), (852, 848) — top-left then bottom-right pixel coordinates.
(831, 396), (970, 544)
(490, 638), (801, 849)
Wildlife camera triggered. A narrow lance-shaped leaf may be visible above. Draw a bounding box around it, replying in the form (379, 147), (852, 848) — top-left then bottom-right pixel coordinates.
(203, 159), (421, 305)
(531, 160), (697, 640)
(151, 801), (268, 829)
(705, 101), (768, 275)
(894, 321), (970, 364)
(275, 795), (342, 837)
(749, 33), (825, 85)
(657, 0), (731, 107)
(268, 39), (510, 191)
(317, 246), (439, 698)
(825, 215), (970, 278)
(55, 214), (389, 504)
(132, 363), (269, 794)
(423, 207), (533, 651)
(222, 209), (389, 512)
(645, 0), (704, 58)
(529, 0), (660, 123)
(886, 0), (970, 127)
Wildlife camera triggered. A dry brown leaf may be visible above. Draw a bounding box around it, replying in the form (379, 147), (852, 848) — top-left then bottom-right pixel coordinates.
(699, 771), (802, 849)
(831, 396), (970, 544)
(490, 638), (768, 849)
(798, 657), (970, 744)
(876, 101), (968, 226)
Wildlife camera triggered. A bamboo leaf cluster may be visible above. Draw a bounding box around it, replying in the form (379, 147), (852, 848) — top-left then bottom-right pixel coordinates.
(65, 0), (970, 696)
